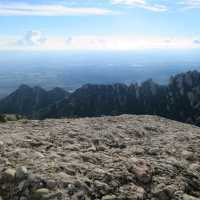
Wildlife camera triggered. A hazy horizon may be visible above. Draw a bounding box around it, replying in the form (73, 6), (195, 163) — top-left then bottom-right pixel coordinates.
(0, 49), (200, 98)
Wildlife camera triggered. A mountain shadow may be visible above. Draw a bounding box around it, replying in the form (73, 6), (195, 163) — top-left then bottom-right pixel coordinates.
(1, 71), (200, 126)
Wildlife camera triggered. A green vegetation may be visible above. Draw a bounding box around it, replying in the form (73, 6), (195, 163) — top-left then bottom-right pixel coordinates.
(0, 114), (24, 123)
(0, 114), (6, 123)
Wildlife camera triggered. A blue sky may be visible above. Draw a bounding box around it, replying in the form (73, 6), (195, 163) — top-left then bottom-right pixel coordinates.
(1, 0), (200, 50)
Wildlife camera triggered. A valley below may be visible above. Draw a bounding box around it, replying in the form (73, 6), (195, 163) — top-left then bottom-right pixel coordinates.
(1, 50), (200, 99)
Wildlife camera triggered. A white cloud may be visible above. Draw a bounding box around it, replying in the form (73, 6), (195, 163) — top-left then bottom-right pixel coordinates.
(0, 3), (114, 16)
(111, 0), (168, 12)
(19, 31), (46, 46)
(179, 0), (200, 9)
(193, 39), (200, 44)
(1, 34), (200, 51)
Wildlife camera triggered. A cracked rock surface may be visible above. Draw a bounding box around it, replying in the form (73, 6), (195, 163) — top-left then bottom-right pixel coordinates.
(0, 115), (200, 199)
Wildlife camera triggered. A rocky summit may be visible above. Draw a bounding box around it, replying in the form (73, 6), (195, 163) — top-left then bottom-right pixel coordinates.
(0, 115), (200, 200)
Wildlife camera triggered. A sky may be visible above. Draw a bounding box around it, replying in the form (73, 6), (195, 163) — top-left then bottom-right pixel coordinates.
(1, 0), (200, 50)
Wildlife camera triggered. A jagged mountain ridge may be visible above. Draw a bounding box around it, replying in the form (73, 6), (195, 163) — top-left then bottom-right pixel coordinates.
(0, 85), (69, 116)
(42, 82), (164, 117)
(1, 70), (200, 126)
(38, 70), (200, 126)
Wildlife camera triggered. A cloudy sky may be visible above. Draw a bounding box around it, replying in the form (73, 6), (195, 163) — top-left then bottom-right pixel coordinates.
(1, 0), (200, 50)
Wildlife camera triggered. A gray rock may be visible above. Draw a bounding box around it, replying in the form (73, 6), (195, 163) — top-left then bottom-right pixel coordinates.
(0, 141), (4, 147)
(183, 194), (200, 200)
(102, 195), (117, 200)
(129, 157), (152, 184)
(32, 188), (49, 199)
(94, 180), (111, 195)
(182, 150), (194, 161)
(3, 168), (16, 181)
(16, 166), (28, 180)
(153, 184), (176, 200)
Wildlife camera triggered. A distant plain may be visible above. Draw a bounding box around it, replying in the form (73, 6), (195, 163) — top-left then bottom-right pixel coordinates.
(0, 49), (200, 98)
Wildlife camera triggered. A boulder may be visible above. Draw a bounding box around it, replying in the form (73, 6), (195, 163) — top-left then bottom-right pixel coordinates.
(3, 168), (16, 182)
(183, 194), (200, 200)
(182, 150), (195, 161)
(16, 166), (28, 180)
(102, 195), (117, 200)
(32, 188), (50, 199)
(128, 158), (152, 184)
(153, 184), (176, 200)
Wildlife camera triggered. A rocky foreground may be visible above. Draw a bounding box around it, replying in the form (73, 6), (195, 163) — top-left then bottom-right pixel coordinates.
(0, 115), (200, 200)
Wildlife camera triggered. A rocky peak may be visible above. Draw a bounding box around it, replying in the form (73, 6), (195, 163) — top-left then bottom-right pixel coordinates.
(18, 84), (31, 91)
(0, 85), (68, 117)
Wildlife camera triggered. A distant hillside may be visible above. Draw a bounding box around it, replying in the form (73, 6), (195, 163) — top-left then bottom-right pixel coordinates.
(38, 71), (200, 126)
(1, 71), (200, 126)
(0, 85), (69, 117)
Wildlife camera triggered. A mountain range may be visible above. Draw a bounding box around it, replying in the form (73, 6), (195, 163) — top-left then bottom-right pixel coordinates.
(1, 70), (200, 126)
(0, 85), (69, 117)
